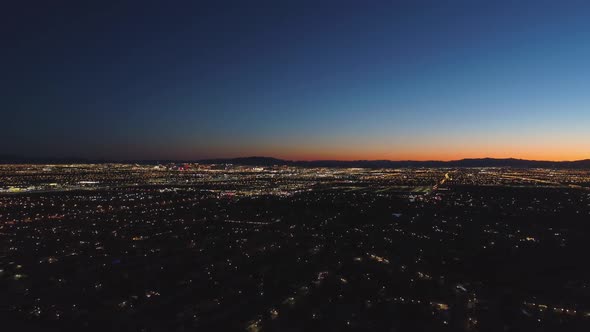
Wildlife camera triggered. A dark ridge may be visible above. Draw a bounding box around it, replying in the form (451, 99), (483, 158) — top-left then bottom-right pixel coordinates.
(1, 155), (589, 169)
(195, 157), (590, 169)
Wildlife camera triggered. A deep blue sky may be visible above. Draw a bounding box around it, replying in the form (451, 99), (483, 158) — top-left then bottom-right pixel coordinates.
(2, 1), (590, 160)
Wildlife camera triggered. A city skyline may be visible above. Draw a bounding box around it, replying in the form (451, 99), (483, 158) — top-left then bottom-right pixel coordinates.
(4, 1), (590, 161)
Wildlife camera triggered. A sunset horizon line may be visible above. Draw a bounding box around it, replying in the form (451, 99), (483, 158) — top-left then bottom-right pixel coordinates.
(202, 155), (590, 163)
(3, 154), (589, 163)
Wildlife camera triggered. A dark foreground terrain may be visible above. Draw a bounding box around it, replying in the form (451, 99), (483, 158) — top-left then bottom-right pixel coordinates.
(1, 164), (590, 331)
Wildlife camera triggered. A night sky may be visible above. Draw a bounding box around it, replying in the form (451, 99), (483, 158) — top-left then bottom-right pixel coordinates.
(3, 1), (590, 161)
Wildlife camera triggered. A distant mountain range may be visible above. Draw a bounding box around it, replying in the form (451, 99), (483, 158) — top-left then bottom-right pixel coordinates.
(3, 155), (588, 169)
(198, 156), (590, 169)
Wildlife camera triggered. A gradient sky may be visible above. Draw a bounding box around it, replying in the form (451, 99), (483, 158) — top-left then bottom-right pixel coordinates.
(2, 0), (590, 161)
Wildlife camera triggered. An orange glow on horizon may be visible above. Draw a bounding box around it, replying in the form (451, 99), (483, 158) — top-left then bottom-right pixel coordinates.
(242, 143), (589, 162)
(134, 139), (590, 162)
(268, 153), (590, 162)
(234, 149), (590, 162)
